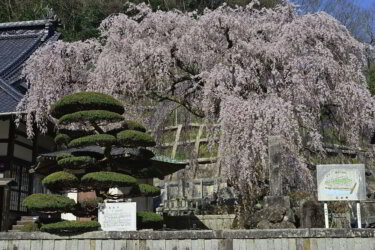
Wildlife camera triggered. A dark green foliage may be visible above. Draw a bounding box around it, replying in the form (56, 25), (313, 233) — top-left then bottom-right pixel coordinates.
(132, 148), (155, 159)
(58, 110), (124, 125)
(23, 193), (76, 212)
(40, 221), (100, 234)
(131, 184), (161, 197)
(58, 129), (94, 139)
(108, 120), (147, 135)
(42, 171), (79, 192)
(0, 1), (282, 42)
(27, 91), (166, 233)
(136, 166), (163, 179)
(137, 211), (163, 229)
(73, 197), (103, 217)
(57, 156), (96, 169)
(68, 134), (116, 148)
(54, 134), (71, 146)
(51, 92), (125, 119)
(117, 130), (156, 147)
(81, 171), (137, 189)
(56, 153), (73, 161)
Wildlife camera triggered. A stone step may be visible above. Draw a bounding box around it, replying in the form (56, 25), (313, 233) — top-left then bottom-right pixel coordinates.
(21, 216), (38, 221)
(12, 224), (24, 230)
(17, 220), (33, 225)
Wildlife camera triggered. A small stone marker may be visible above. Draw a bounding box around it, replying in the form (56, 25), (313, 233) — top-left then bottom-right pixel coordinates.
(268, 136), (284, 196)
(98, 202), (136, 231)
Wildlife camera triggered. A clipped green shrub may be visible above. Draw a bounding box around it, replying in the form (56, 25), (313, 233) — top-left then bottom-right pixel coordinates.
(57, 156), (96, 169)
(59, 110), (124, 125)
(137, 211), (163, 229)
(50, 92), (125, 119)
(117, 130), (156, 147)
(40, 221), (100, 234)
(108, 120), (147, 135)
(131, 184), (161, 197)
(23, 194), (76, 212)
(54, 134), (71, 146)
(68, 134), (116, 148)
(81, 171), (137, 189)
(42, 171), (79, 192)
(56, 153), (73, 161)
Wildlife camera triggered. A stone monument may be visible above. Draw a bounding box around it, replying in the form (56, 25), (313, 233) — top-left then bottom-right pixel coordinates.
(251, 136), (295, 229)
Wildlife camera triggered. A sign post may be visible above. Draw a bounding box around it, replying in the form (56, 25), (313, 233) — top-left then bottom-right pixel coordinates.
(324, 203), (329, 228)
(317, 164), (366, 229)
(98, 202), (137, 231)
(357, 202), (361, 228)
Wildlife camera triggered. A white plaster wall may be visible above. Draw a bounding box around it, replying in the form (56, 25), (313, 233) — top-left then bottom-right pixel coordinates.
(61, 192), (77, 221)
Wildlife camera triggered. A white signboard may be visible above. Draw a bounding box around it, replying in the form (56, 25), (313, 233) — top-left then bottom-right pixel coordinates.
(98, 202), (137, 231)
(317, 164), (366, 201)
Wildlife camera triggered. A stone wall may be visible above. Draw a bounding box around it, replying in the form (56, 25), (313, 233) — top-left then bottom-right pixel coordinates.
(164, 215), (235, 230)
(1, 229), (375, 250)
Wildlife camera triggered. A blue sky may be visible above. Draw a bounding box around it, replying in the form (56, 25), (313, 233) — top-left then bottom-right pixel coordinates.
(359, 0), (375, 8)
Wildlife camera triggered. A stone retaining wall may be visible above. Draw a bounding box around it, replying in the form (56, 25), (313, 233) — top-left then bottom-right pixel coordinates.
(1, 229), (375, 250)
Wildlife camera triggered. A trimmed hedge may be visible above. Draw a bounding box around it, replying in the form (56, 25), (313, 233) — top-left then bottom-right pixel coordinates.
(57, 156), (96, 169)
(81, 171), (137, 190)
(131, 184), (161, 197)
(59, 110), (124, 125)
(50, 92), (125, 119)
(54, 134), (71, 146)
(107, 120), (147, 134)
(40, 221), (100, 234)
(56, 153), (73, 161)
(23, 194), (76, 212)
(68, 134), (116, 148)
(42, 171), (79, 192)
(137, 211), (163, 229)
(117, 130), (156, 147)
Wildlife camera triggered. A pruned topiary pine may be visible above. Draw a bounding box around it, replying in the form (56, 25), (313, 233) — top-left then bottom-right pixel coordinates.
(23, 92), (166, 234)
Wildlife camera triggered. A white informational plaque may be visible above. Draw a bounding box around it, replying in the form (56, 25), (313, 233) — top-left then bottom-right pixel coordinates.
(317, 164), (366, 201)
(98, 202), (137, 231)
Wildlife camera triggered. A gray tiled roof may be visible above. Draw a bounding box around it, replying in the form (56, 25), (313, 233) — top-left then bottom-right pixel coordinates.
(0, 19), (59, 113)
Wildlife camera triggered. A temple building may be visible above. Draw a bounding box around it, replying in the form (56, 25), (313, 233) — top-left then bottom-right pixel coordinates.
(0, 19), (59, 231)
